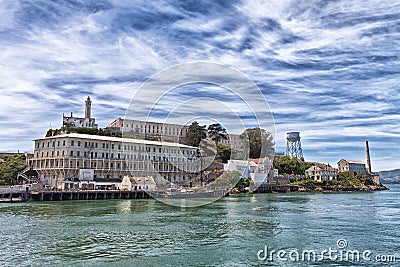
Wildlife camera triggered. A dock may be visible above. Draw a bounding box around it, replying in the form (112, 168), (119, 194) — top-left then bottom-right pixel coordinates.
(0, 187), (29, 203)
(252, 184), (297, 193)
(29, 190), (152, 201)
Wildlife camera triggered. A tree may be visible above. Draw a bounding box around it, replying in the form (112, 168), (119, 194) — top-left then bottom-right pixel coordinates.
(274, 156), (312, 175)
(185, 121), (207, 147)
(0, 154), (26, 185)
(217, 144), (231, 163)
(207, 123), (227, 147)
(239, 128), (275, 159)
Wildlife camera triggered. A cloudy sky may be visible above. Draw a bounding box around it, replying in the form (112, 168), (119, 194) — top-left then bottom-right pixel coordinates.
(0, 0), (399, 171)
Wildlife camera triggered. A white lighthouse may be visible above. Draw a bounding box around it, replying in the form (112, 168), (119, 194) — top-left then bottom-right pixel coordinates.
(62, 96), (98, 129)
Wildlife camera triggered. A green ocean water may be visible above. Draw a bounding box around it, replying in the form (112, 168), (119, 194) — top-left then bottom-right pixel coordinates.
(1, 185), (399, 266)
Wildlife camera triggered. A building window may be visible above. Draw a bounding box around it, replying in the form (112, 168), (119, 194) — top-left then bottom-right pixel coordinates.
(70, 151), (74, 156)
(78, 141), (81, 147)
(111, 144), (114, 149)
(77, 151), (80, 157)
(71, 140), (74, 146)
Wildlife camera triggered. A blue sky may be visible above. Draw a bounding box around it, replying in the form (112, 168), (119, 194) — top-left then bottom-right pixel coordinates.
(0, 0), (399, 171)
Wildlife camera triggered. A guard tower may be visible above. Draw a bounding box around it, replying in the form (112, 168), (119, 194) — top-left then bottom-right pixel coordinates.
(286, 132), (303, 159)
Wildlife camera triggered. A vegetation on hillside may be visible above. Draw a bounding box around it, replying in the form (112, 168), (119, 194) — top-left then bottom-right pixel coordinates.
(291, 171), (376, 188)
(209, 171), (241, 187)
(274, 156), (313, 175)
(0, 154), (26, 185)
(46, 127), (122, 137)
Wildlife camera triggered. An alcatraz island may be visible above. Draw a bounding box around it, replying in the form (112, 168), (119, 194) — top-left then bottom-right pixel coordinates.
(0, 97), (387, 202)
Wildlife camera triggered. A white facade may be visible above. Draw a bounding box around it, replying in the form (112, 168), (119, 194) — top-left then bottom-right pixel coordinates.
(28, 133), (199, 189)
(218, 133), (244, 151)
(305, 165), (338, 181)
(109, 118), (245, 152)
(121, 176), (156, 191)
(109, 118), (189, 143)
(224, 158), (272, 184)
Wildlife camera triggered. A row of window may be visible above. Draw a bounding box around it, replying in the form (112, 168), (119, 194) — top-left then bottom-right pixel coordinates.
(36, 140), (195, 155)
(34, 160), (196, 172)
(37, 150), (195, 162)
(122, 122), (188, 136)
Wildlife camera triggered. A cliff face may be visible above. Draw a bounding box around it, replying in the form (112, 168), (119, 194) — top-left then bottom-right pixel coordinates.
(378, 169), (400, 184)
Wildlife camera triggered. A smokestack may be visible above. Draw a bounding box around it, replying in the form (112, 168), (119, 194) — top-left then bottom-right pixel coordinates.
(366, 141), (372, 174)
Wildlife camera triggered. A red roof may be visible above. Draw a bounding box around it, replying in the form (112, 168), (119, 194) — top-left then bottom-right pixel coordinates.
(250, 158), (264, 164)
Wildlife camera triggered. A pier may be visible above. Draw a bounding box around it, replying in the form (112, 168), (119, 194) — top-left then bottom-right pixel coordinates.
(252, 184), (296, 193)
(0, 187), (29, 203)
(27, 189), (229, 201)
(29, 190), (152, 201)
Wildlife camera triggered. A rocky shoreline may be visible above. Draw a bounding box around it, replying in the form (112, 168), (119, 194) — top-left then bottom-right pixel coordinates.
(294, 184), (389, 193)
(231, 184), (389, 194)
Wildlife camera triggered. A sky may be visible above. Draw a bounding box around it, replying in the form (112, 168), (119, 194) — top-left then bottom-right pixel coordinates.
(0, 0), (399, 171)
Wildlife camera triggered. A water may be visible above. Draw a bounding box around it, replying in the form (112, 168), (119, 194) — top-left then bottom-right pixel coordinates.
(1, 185), (399, 266)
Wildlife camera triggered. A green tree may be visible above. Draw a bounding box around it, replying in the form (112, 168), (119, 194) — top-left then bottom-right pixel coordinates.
(0, 154), (26, 185)
(217, 144), (231, 163)
(185, 121), (207, 147)
(274, 156), (312, 175)
(239, 128), (275, 159)
(207, 123), (227, 146)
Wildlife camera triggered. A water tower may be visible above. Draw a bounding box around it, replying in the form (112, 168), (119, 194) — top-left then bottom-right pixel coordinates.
(286, 132), (303, 159)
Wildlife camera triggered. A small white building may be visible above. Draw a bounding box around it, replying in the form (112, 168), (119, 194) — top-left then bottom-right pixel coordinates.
(337, 159), (366, 175)
(121, 176), (156, 191)
(306, 165), (338, 181)
(63, 96), (98, 129)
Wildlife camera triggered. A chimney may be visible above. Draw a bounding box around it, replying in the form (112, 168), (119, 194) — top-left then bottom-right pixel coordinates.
(366, 141), (372, 174)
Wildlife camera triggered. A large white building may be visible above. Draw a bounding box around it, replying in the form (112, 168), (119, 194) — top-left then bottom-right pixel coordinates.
(27, 133), (200, 189)
(108, 118), (189, 143)
(108, 118), (245, 153)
